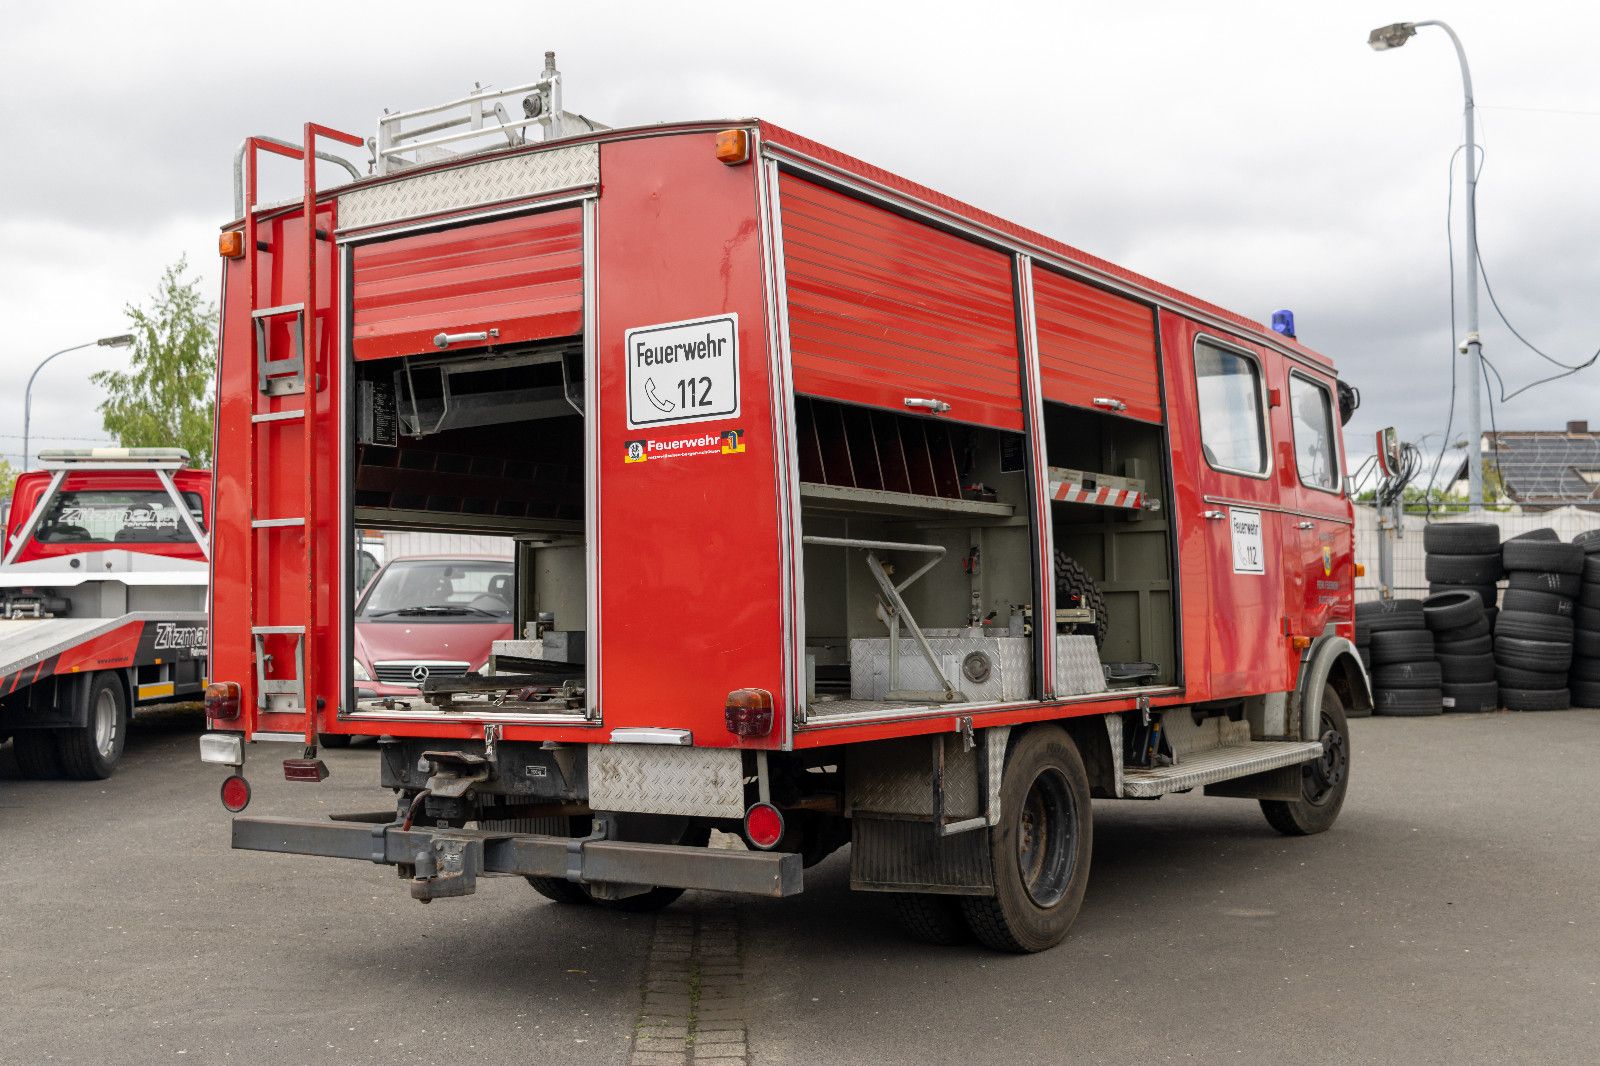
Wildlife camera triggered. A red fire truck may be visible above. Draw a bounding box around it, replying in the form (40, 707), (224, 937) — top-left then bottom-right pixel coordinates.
(2, 449), (210, 779)
(202, 59), (1369, 952)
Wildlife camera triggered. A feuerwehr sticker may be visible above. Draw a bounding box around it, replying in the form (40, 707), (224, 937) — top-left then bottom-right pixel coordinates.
(625, 313), (739, 429)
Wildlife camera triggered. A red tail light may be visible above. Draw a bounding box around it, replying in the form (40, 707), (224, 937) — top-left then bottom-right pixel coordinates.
(725, 688), (774, 738)
(205, 681), (242, 721)
(220, 774), (252, 812)
(744, 802), (784, 850)
(283, 758), (329, 782)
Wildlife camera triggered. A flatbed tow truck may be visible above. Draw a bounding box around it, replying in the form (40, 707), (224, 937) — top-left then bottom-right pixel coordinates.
(0, 448), (210, 779)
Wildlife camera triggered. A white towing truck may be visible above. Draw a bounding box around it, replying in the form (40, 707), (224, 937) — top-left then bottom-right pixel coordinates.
(0, 449), (210, 779)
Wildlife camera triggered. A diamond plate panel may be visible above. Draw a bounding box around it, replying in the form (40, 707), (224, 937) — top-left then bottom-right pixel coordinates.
(587, 744), (745, 819)
(848, 631), (1032, 702)
(1055, 634), (1104, 696)
(338, 144), (599, 230)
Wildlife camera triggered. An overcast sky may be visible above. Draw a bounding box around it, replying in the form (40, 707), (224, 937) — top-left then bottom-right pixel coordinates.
(2, 1), (1596, 488)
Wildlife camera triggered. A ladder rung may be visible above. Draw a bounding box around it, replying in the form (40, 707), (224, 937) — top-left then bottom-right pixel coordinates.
(251, 302), (306, 320)
(253, 626), (307, 635)
(252, 409), (305, 423)
(252, 517), (306, 528)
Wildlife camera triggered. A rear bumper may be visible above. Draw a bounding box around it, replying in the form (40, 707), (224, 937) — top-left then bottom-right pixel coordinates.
(231, 815), (803, 900)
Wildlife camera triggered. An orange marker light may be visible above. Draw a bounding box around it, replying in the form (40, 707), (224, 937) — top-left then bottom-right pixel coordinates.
(219, 230), (245, 258)
(1354, 563), (1366, 577)
(1290, 635), (1312, 650)
(714, 129), (749, 165)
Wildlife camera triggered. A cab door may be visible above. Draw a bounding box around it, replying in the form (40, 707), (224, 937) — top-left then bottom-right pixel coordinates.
(1282, 367), (1353, 639)
(1163, 313), (1286, 700)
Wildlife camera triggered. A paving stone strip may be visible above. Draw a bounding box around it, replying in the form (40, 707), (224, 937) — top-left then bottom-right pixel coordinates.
(631, 908), (749, 1065)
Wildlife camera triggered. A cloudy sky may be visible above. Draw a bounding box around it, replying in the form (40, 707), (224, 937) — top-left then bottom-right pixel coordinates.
(2, 1), (1596, 488)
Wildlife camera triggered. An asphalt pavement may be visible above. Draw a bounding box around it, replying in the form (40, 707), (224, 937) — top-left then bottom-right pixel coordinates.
(3, 706), (1597, 1065)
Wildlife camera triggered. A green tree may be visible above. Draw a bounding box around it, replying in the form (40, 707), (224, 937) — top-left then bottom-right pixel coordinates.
(0, 457), (17, 499)
(92, 257), (217, 465)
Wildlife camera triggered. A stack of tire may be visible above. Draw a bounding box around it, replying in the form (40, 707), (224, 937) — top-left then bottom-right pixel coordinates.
(1423, 522), (1504, 631)
(1357, 599), (1441, 716)
(1570, 531), (1600, 709)
(1423, 589), (1497, 712)
(1495, 529), (1583, 711)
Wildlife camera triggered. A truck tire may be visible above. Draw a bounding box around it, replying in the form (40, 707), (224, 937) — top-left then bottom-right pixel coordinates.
(960, 725), (1092, 953)
(1500, 589), (1576, 618)
(1501, 686), (1570, 712)
(1054, 552), (1107, 648)
(1507, 570), (1582, 598)
(1422, 590), (1484, 631)
(1434, 616), (1491, 643)
(889, 893), (973, 946)
(1435, 634), (1492, 657)
(1508, 528), (1560, 543)
(1493, 635), (1574, 673)
(1423, 523), (1501, 554)
(317, 733), (353, 749)
(10, 731), (63, 779)
(1358, 600), (1427, 634)
(1493, 664), (1566, 691)
(1442, 681), (1499, 713)
(1495, 610), (1574, 643)
(1428, 582), (1499, 610)
(1370, 661), (1442, 689)
(1575, 628), (1600, 659)
(1374, 687), (1443, 716)
(1578, 604), (1600, 630)
(1435, 653), (1495, 684)
(1425, 553), (1503, 585)
(1501, 539), (1585, 575)
(1260, 684), (1349, 835)
(1584, 555), (1600, 581)
(1570, 680), (1600, 708)
(55, 673), (127, 781)
(1369, 630), (1434, 664)
(1574, 529), (1600, 553)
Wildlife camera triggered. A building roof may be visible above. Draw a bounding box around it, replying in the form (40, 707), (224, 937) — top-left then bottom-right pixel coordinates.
(1455, 421), (1600, 505)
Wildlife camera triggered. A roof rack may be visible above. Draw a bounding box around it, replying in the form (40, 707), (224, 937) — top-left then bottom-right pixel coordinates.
(374, 51), (608, 176)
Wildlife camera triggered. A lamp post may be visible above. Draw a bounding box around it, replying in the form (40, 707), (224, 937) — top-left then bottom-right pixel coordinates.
(22, 333), (136, 470)
(1369, 19), (1484, 511)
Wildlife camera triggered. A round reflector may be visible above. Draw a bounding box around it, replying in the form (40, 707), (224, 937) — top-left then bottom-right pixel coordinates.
(220, 774), (251, 813)
(744, 802), (784, 850)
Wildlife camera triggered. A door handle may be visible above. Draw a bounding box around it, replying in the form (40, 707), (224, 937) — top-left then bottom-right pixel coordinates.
(1296, 520), (1316, 530)
(433, 327), (501, 349)
(1092, 397), (1127, 412)
(904, 397), (951, 414)
(1202, 510), (1226, 520)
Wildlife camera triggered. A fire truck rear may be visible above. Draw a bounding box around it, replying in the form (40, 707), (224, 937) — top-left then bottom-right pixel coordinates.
(202, 57), (1369, 952)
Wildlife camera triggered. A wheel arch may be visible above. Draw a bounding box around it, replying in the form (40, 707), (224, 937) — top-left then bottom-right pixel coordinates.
(1299, 635), (1371, 736)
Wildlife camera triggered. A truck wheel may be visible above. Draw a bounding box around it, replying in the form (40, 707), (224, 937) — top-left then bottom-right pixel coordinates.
(586, 826), (712, 913)
(317, 733), (353, 749)
(56, 674), (127, 781)
(1260, 684), (1349, 836)
(11, 731), (63, 779)
(960, 726), (1092, 953)
(889, 893), (972, 945)
(482, 815), (595, 905)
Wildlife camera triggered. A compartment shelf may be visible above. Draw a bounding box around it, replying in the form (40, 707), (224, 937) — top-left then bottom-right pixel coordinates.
(798, 482), (1015, 519)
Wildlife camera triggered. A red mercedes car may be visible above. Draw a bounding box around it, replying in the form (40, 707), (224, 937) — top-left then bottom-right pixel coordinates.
(352, 554), (514, 699)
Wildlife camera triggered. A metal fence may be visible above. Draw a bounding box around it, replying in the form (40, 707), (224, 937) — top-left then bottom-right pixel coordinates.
(1353, 504), (1600, 602)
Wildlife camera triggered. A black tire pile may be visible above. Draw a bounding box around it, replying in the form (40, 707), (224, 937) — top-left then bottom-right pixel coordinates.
(1495, 529), (1583, 711)
(1424, 589), (1497, 712)
(1357, 599), (1441, 716)
(1570, 531), (1600, 709)
(1422, 522), (1502, 630)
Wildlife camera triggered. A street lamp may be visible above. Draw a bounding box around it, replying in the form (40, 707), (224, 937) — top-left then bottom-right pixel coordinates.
(22, 333), (136, 470)
(1369, 18), (1484, 510)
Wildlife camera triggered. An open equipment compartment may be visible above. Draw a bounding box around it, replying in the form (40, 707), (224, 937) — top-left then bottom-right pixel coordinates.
(342, 204), (593, 722)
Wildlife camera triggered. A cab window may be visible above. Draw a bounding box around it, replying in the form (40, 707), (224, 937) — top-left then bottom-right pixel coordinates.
(1194, 341), (1267, 476)
(34, 490), (206, 544)
(1290, 373), (1339, 492)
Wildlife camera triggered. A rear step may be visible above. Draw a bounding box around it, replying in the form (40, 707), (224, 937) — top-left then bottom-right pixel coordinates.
(1122, 740), (1322, 799)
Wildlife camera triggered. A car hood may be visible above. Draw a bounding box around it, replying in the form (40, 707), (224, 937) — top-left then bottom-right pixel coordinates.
(353, 618), (512, 669)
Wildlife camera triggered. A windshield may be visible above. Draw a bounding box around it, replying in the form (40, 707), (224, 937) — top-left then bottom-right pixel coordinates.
(358, 559), (514, 620)
(34, 490), (205, 544)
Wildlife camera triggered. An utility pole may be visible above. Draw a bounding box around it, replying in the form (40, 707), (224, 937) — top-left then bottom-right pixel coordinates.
(1369, 19), (1484, 509)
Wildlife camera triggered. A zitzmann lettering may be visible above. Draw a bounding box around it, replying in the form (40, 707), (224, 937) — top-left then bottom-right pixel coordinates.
(634, 333), (729, 367)
(154, 622), (207, 651)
